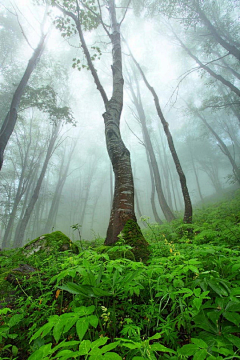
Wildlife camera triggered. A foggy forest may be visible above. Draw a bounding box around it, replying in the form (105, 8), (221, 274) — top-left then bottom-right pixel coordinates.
(0, 0), (240, 359)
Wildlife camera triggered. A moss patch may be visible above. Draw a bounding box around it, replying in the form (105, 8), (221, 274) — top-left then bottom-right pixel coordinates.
(22, 231), (78, 256)
(121, 219), (150, 263)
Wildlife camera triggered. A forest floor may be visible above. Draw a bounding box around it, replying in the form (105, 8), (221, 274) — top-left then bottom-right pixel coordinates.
(1, 188), (240, 360)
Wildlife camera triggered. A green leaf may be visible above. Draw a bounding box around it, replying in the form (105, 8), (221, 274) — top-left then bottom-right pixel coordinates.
(53, 316), (72, 343)
(100, 341), (120, 354)
(194, 288), (202, 297)
(8, 314), (24, 327)
(103, 353), (122, 359)
(148, 333), (162, 340)
(208, 281), (229, 296)
(28, 343), (53, 360)
(151, 343), (175, 353)
(90, 337), (109, 352)
(211, 347), (233, 356)
(30, 322), (55, 342)
(76, 318), (89, 341)
(78, 340), (91, 355)
(193, 297), (203, 311)
(53, 341), (80, 352)
(178, 344), (198, 356)
(59, 283), (96, 297)
(191, 338), (208, 348)
(11, 345), (18, 356)
(223, 311), (240, 326)
(88, 315), (98, 328)
(193, 348), (208, 360)
(226, 334), (240, 348)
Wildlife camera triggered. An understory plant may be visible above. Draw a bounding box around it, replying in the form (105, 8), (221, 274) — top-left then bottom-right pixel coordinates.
(0, 190), (240, 359)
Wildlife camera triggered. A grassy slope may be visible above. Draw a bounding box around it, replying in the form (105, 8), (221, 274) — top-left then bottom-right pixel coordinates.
(0, 189), (240, 360)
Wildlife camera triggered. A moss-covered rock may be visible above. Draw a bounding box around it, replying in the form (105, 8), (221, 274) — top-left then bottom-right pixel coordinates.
(22, 231), (78, 256)
(121, 219), (150, 263)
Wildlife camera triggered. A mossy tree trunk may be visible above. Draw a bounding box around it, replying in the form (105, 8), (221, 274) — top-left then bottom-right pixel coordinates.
(55, 0), (148, 250)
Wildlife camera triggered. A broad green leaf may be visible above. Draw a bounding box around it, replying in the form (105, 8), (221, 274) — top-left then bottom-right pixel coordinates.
(88, 314), (98, 328)
(78, 340), (91, 355)
(193, 297), (203, 311)
(223, 311), (240, 326)
(121, 342), (141, 349)
(8, 314), (24, 327)
(176, 288), (193, 295)
(148, 333), (162, 340)
(211, 347), (233, 356)
(100, 341), (120, 354)
(53, 341), (80, 352)
(191, 338), (208, 348)
(53, 315), (73, 343)
(76, 318), (89, 340)
(59, 283), (95, 297)
(178, 344), (198, 356)
(0, 308), (12, 315)
(28, 343), (53, 360)
(188, 265), (199, 274)
(12, 345), (18, 356)
(193, 348), (208, 360)
(30, 323), (55, 342)
(63, 315), (78, 333)
(151, 343), (175, 353)
(194, 288), (201, 297)
(208, 281), (229, 297)
(92, 287), (112, 297)
(226, 334), (240, 348)
(90, 337), (109, 351)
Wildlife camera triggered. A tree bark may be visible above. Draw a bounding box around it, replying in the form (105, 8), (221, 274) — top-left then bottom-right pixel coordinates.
(54, 0), (147, 252)
(0, 34), (46, 170)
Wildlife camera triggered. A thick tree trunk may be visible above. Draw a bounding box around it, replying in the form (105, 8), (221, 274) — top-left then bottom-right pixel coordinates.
(55, 0), (147, 253)
(0, 34), (46, 170)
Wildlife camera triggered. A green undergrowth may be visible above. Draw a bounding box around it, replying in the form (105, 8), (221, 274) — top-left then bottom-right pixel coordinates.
(0, 190), (240, 359)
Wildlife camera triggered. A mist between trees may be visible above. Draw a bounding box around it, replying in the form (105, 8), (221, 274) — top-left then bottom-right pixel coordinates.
(0, 0), (239, 249)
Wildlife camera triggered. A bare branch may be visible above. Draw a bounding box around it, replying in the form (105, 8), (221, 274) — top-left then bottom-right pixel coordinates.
(120, 0), (132, 26)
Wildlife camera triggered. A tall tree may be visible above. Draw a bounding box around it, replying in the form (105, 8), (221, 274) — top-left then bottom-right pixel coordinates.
(126, 45), (193, 224)
(52, 0), (148, 252)
(0, 8), (48, 170)
(126, 71), (174, 221)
